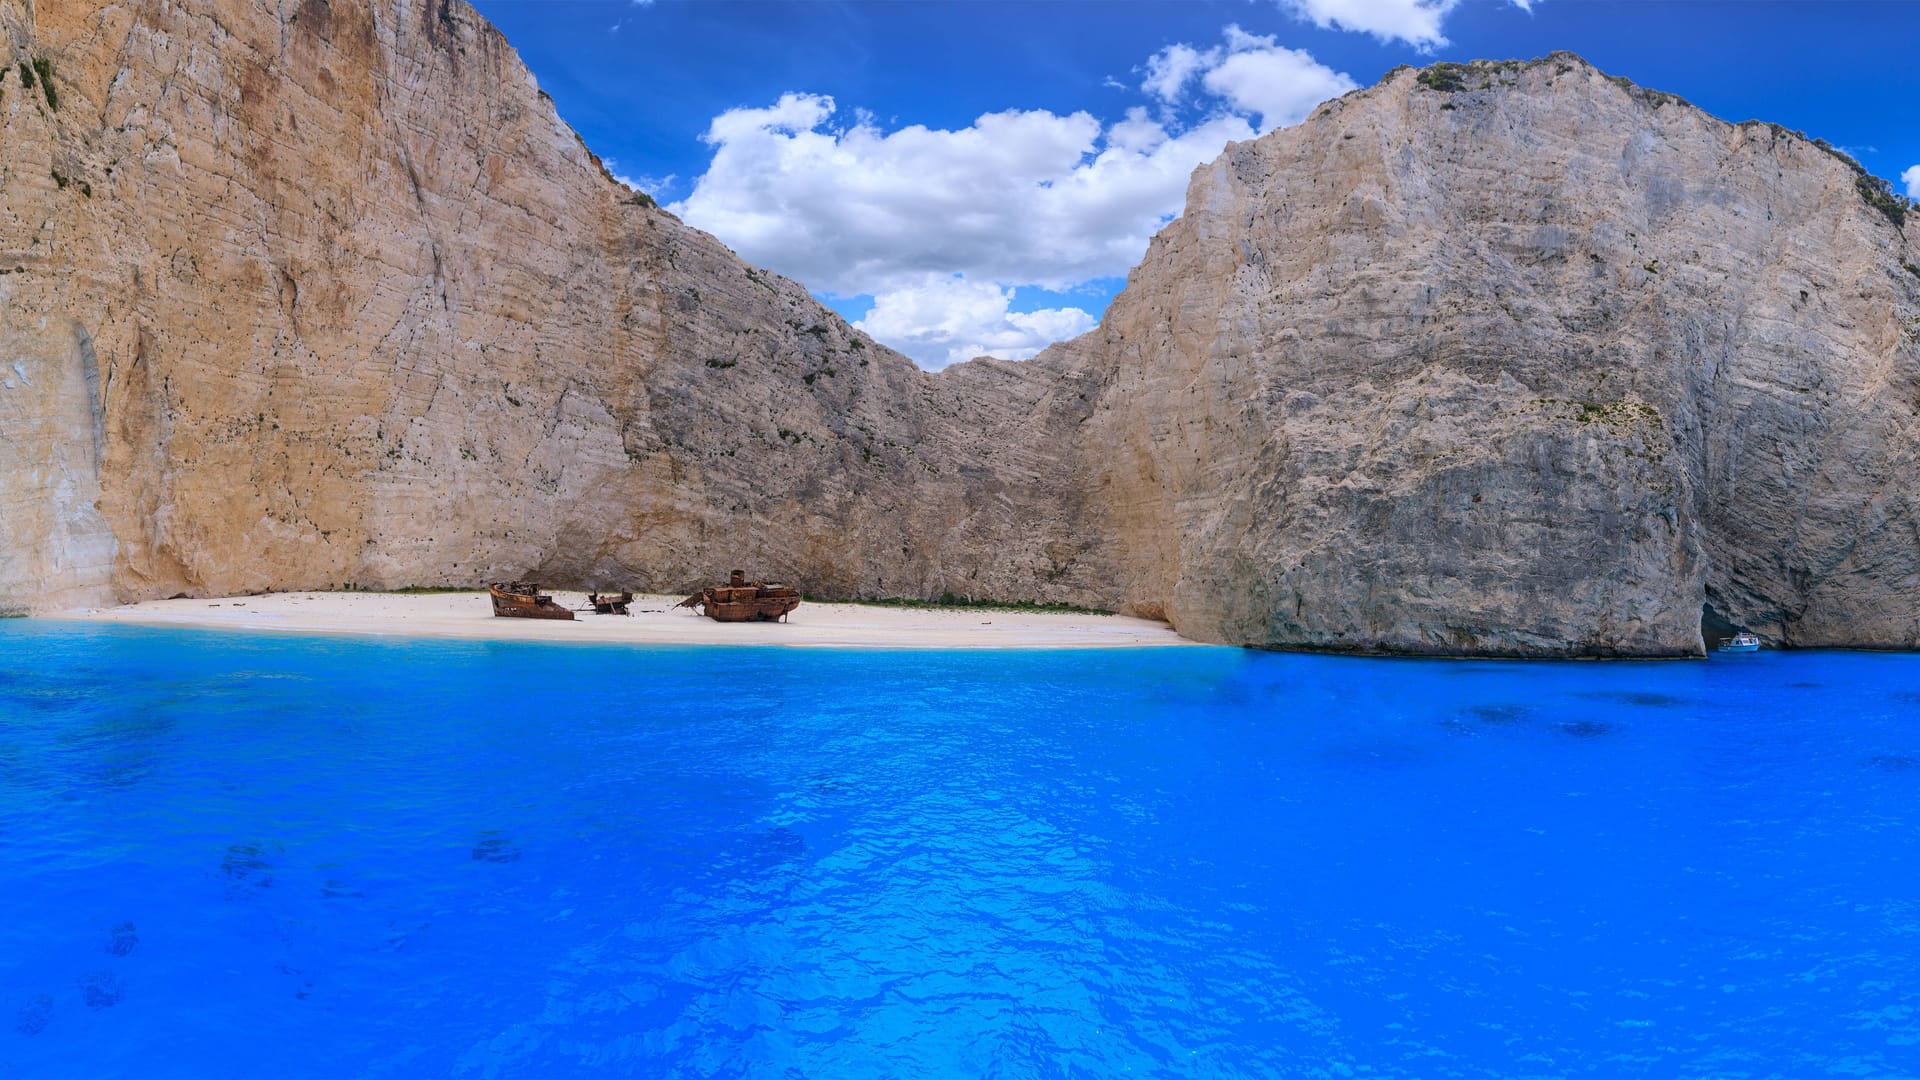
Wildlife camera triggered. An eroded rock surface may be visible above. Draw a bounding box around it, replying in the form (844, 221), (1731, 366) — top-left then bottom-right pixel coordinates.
(0, 306), (115, 614)
(1043, 58), (1919, 653)
(3, 4), (1915, 655)
(0, 0), (1087, 612)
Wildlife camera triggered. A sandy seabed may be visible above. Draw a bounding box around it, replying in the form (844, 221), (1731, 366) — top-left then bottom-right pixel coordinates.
(61, 591), (1197, 649)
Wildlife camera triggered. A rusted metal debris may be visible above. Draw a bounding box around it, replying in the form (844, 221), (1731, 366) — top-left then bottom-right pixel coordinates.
(488, 581), (576, 620)
(588, 591), (633, 616)
(676, 570), (801, 622)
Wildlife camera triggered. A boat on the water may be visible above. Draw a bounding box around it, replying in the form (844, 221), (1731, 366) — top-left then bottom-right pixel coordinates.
(1717, 632), (1761, 653)
(488, 582), (575, 620)
(676, 570), (801, 622)
(587, 591), (633, 616)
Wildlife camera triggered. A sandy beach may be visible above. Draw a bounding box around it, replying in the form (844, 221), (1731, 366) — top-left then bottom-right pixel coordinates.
(61, 591), (1197, 649)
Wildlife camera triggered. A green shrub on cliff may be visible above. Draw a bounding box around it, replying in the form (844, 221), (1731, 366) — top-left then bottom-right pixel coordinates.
(1416, 63), (1469, 93)
(31, 58), (54, 110)
(1857, 174), (1908, 228)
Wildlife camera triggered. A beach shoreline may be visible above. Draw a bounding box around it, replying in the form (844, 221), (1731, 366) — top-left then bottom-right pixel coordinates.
(54, 591), (1200, 650)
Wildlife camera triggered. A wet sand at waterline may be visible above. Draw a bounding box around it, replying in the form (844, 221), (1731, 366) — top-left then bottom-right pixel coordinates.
(61, 591), (1196, 649)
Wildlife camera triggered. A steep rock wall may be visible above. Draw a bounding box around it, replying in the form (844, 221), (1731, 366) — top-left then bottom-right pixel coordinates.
(1043, 58), (1920, 653)
(0, 0), (1097, 610)
(0, 304), (115, 613)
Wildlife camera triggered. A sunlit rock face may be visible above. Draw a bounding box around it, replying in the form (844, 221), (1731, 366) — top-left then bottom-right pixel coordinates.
(1033, 57), (1920, 654)
(0, 308), (115, 614)
(4, 4), (1916, 655)
(0, 0), (1092, 613)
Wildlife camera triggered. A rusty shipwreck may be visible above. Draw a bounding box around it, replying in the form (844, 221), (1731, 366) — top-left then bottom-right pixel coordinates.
(488, 582), (575, 620)
(677, 571), (801, 623)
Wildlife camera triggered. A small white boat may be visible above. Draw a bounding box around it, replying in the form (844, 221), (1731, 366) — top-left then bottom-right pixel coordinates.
(1717, 632), (1761, 653)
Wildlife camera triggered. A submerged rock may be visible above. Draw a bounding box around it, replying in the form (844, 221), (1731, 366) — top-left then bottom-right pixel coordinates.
(1577, 691), (1691, 708)
(13, 993), (53, 1036)
(220, 843), (277, 888)
(106, 922), (138, 957)
(471, 831), (521, 863)
(77, 971), (121, 1010)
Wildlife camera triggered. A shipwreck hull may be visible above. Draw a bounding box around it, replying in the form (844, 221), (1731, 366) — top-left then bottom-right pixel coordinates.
(489, 582), (575, 620)
(588, 591), (633, 615)
(702, 596), (801, 622)
(680, 573), (801, 622)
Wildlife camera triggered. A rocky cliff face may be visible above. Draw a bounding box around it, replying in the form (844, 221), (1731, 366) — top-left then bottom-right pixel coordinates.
(0, 0), (1093, 611)
(1043, 58), (1920, 653)
(3, 4), (1915, 655)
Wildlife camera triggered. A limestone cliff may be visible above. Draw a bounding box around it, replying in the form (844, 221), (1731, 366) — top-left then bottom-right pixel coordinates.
(3, 3), (1916, 656)
(1039, 57), (1920, 653)
(0, 0), (1092, 612)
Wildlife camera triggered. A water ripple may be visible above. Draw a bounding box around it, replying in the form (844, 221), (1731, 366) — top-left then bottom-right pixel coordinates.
(2, 624), (1918, 1077)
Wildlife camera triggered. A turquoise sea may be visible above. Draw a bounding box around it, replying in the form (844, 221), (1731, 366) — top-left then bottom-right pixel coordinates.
(2, 621), (1917, 1077)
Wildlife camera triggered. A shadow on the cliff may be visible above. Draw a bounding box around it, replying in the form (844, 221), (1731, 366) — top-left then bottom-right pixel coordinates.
(1701, 602), (1741, 652)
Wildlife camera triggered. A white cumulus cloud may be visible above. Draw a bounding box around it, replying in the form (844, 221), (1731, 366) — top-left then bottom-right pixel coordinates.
(1279, 0), (1457, 48)
(672, 93), (1259, 296)
(855, 276), (1098, 369)
(1195, 27), (1360, 132)
(1142, 43), (1212, 103)
(604, 159), (673, 198)
(1904, 164), (1920, 199)
(669, 26), (1355, 369)
(1139, 26), (1359, 133)
(1277, 0), (1535, 50)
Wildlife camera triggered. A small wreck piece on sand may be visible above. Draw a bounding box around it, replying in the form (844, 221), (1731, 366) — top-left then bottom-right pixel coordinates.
(588, 591), (633, 616)
(677, 570), (801, 623)
(489, 582), (575, 620)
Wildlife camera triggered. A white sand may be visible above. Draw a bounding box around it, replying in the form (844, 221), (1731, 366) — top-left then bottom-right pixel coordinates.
(61, 591), (1197, 649)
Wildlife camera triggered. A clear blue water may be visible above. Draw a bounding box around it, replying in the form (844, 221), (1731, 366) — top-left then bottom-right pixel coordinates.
(2, 622), (1918, 1078)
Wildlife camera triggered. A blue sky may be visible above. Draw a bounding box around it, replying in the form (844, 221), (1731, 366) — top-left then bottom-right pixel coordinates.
(470, 0), (1920, 368)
